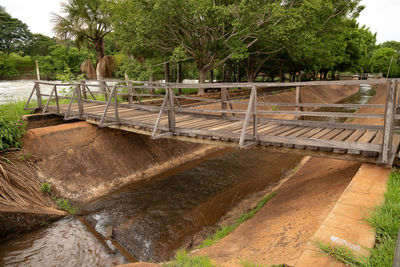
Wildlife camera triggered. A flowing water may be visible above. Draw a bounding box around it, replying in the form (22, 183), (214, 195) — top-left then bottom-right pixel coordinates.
(0, 82), (376, 266)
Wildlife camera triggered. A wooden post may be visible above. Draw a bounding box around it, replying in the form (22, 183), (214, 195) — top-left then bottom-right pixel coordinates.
(381, 80), (396, 164)
(34, 82), (43, 109)
(76, 84), (84, 117)
(81, 82), (87, 99)
(296, 86), (304, 120)
(103, 81), (108, 101)
(125, 72), (133, 104)
(221, 87), (227, 118)
(253, 85), (258, 140)
(54, 85), (60, 113)
(114, 86), (120, 123)
(35, 60), (40, 81)
(239, 87), (256, 147)
(34, 60), (43, 109)
(395, 80), (400, 127)
(167, 87), (175, 131)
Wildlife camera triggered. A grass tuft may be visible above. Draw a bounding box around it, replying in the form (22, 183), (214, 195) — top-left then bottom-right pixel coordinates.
(198, 192), (277, 248)
(39, 182), (51, 194)
(163, 250), (215, 267)
(314, 240), (366, 266)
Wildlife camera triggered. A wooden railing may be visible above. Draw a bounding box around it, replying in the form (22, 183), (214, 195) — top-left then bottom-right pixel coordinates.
(25, 79), (399, 164)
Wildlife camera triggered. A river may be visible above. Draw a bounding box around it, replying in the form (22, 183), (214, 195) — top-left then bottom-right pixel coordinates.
(0, 82), (375, 266)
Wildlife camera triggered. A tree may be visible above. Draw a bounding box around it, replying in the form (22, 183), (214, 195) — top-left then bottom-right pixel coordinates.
(370, 47), (400, 77)
(52, 0), (112, 78)
(0, 6), (31, 52)
(25, 34), (56, 56)
(110, 0), (286, 93)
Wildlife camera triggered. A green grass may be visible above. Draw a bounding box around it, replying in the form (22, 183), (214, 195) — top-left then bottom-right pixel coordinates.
(315, 169), (400, 266)
(314, 241), (366, 266)
(163, 250), (215, 267)
(0, 101), (33, 149)
(366, 169), (400, 266)
(198, 192), (277, 248)
(0, 101), (32, 121)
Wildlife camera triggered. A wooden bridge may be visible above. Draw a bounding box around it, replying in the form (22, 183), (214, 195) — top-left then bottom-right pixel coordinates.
(25, 79), (400, 166)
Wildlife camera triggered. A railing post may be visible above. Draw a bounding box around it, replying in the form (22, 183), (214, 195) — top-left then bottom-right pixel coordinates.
(238, 86), (256, 147)
(54, 85), (60, 113)
(125, 72), (133, 104)
(295, 86), (304, 120)
(113, 86), (120, 123)
(253, 86), (257, 140)
(381, 79), (396, 164)
(35, 82), (43, 109)
(221, 87), (227, 118)
(167, 87), (176, 131)
(76, 84), (84, 118)
(82, 82), (87, 99)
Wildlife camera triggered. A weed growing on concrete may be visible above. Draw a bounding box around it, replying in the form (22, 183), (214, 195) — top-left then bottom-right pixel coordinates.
(163, 250), (215, 267)
(198, 192), (277, 248)
(39, 182), (51, 194)
(314, 240), (366, 266)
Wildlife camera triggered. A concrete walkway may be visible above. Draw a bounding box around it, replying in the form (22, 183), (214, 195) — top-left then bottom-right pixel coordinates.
(296, 163), (390, 266)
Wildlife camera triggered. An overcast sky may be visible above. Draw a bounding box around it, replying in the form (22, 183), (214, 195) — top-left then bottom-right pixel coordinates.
(0, 0), (399, 44)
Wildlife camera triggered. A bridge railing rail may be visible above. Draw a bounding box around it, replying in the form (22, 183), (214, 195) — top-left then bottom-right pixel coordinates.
(25, 79), (399, 164)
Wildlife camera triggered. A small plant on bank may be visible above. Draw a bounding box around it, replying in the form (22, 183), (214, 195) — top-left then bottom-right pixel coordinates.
(163, 250), (215, 267)
(39, 182), (51, 194)
(271, 105), (280, 111)
(52, 196), (77, 214)
(198, 192), (277, 248)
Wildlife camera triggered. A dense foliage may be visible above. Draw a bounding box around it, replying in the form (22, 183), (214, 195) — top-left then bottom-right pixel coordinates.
(0, 102), (31, 150)
(0, 1), (399, 81)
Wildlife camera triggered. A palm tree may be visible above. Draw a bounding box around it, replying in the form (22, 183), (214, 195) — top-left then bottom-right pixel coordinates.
(52, 0), (111, 79)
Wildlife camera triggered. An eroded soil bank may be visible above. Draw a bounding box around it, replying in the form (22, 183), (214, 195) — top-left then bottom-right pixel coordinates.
(21, 122), (219, 204)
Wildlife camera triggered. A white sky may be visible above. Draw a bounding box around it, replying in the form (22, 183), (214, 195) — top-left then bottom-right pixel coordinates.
(0, 0), (399, 44)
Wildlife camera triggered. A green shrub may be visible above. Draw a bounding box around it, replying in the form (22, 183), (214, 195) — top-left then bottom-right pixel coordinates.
(40, 182), (51, 194)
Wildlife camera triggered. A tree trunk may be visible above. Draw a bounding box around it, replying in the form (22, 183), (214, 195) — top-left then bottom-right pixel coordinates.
(210, 69), (214, 83)
(94, 38), (106, 91)
(236, 64), (241, 82)
(164, 62), (170, 82)
(177, 62), (182, 94)
(198, 69), (206, 95)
